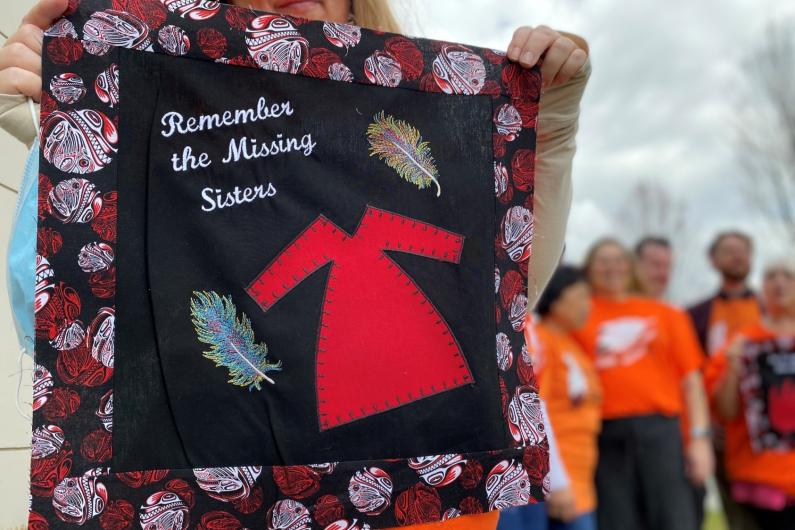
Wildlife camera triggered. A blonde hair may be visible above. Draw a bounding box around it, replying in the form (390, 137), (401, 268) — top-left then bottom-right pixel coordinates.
(227, 1), (401, 33)
(351, 0), (401, 32)
(582, 237), (636, 294)
(582, 238), (631, 280)
(764, 254), (795, 277)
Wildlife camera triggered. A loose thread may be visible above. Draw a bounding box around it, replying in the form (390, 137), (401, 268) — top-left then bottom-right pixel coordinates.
(12, 346), (32, 421)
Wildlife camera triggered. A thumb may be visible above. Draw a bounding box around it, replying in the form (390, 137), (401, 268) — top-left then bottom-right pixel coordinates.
(22, 0), (70, 30)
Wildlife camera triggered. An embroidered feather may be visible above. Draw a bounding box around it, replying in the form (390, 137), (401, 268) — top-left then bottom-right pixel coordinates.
(367, 111), (441, 197)
(190, 291), (281, 391)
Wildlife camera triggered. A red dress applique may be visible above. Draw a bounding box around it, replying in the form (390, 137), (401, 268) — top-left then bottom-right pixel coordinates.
(247, 206), (474, 430)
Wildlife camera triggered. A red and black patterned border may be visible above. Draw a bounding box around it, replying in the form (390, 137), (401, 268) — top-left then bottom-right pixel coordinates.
(32, 0), (546, 527)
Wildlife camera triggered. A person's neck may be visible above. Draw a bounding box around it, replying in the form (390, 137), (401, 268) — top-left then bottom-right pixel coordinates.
(643, 287), (665, 301)
(720, 278), (748, 296)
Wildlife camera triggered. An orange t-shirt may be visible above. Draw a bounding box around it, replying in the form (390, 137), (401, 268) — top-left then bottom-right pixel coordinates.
(706, 296), (762, 355)
(574, 296), (703, 420)
(530, 322), (602, 514)
(388, 511), (499, 530)
(704, 323), (795, 497)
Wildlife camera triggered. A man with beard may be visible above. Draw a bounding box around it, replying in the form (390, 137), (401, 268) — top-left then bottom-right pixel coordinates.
(688, 231), (762, 530)
(688, 232), (761, 356)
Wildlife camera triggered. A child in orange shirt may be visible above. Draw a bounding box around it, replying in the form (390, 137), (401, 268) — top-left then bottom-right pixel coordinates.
(525, 265), (602, 530)
(575, 239), (713, 530)
(705, 257), (795, 530)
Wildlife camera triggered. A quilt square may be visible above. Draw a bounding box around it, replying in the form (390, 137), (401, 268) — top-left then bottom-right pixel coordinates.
(32, 1), (546, 527)
(741, 336), (795, 452)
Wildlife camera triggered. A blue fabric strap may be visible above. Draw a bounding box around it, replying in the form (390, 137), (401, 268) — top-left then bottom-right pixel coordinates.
(6, 138), (39, 358)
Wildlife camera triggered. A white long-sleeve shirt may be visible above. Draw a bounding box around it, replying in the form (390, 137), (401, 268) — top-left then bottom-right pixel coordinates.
(542, 399), (571, 492)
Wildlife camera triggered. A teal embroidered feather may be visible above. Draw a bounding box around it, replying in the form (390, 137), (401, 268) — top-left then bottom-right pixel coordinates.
(367, 111), (442, 197)
(190, 291), (281, 391)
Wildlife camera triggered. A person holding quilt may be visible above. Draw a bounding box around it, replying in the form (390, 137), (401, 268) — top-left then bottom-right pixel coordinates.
(705, 256), (795, 530)
(0, 0), (591, 528)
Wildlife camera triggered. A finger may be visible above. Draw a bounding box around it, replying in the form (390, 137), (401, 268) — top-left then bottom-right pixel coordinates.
(519, 25), (558, 68)
(550, 48), (587, 87)
(0, 67), (42, 100)
(540, 37), (575, 87)
(729, 338), (745, 358)
(4, 24), (45, 57)
(507, 26), (533, 62)
(21, 0), (70, 30)
(0, 42), (42, 77)
(560, 31), (589, 54)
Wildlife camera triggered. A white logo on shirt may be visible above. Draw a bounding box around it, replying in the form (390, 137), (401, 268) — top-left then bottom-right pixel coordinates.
(595, 317), (657, 368)
(562, 352), (588, 402)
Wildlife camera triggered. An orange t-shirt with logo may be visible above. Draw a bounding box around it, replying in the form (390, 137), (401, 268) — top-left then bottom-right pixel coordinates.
(574, 296), (703, 420)
(530, 322), (602, 514)
(704, 323), (795, 497)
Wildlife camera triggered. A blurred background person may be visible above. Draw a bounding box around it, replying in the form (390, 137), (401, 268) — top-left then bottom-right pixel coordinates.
(576, 239), (713, 530)
(633, 235), (712, 527)
(498, 390), (577, 530)
(633, 236), (673, 300)
(503, 265), (601, 530)
(688, 231), (761, 356)
(688, 231), (762, 530)
(705, 256), (795, 530)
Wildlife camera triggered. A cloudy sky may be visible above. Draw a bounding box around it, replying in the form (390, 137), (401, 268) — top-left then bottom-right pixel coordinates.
(395, 0), (794, 303)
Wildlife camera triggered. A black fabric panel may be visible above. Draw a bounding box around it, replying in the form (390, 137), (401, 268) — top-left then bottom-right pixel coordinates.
(114, 48), (503, 471)
(115, 49), (190, 470)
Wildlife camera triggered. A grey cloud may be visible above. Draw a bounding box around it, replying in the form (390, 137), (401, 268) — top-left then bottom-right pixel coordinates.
(402, 0), (793, 302)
